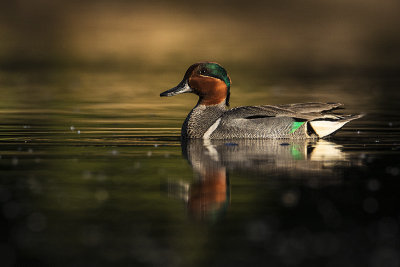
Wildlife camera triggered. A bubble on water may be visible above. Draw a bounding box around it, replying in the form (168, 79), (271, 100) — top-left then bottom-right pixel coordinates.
(95, 189), (109, 202)
(11, 157), (18, 166)
(77, 130), (81, 134)
(82, 171), (92, 179)
(147, 151), (152, 157)
(134, 162), (141, 169)
(281, 190), (299, 207)
(317, 199), (342, 228)
(110, 149), (119, 155)
(363, 197), (379, 214)
(81, 225), (104, 247)
(367, 179), (380, 191)
(96, 174), (107, 182)
(27, 177), (42, 194)
(154, 144), (159, 148)
(273, 229), (309, 265)
(386, 167), (399, 176)
(70, 126), (75, 131)
(27, 212), (47, 232)
(357, 130), (361, 134)
(246, 221), (270, 242)
(23, 125), (30, 129)
(388, 122), (393, 127)
(28, 148), (33, 153)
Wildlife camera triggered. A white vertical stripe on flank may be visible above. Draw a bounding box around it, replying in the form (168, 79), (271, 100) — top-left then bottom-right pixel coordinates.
(203, 118), (221, 139)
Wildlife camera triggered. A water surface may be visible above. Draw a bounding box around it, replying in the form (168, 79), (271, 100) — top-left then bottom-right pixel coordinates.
(0, 68), (399, 266)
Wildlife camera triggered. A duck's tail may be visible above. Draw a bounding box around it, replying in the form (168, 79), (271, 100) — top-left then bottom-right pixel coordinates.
(309, 114), (364, 138)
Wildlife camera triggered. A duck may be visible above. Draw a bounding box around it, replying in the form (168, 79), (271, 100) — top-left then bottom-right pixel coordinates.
(160, 62), (363, 139)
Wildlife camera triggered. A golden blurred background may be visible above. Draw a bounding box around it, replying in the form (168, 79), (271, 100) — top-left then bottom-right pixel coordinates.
(1, 0), (399, 75)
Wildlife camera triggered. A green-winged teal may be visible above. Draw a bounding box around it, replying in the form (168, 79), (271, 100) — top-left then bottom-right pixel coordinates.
(160, 62), (363, 139)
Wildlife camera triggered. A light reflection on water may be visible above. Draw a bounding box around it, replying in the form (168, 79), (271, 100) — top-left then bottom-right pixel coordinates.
(0, 69), (399, 266)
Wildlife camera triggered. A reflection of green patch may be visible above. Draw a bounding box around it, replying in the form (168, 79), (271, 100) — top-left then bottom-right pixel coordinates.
(290, 145), (303, 160)
(291, 122), (305, 133)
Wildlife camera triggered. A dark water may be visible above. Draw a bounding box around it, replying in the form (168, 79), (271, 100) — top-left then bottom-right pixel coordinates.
(0, 69), (399, 266)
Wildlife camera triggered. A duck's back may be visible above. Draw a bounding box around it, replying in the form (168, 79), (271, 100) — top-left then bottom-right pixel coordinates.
(203, 103), (361, 139)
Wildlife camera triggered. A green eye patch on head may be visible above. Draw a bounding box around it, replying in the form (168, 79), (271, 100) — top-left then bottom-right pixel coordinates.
(200, 63), (231, 89)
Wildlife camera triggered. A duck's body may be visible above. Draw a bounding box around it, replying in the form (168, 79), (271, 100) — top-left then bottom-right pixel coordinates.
(160, 62), (362, 139)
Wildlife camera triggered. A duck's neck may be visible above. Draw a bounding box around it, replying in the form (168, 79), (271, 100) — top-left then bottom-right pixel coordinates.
(181, 101), (227, 139)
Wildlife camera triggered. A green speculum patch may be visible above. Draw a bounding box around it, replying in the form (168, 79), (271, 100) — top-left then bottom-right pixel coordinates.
(291, 121), (305, 133)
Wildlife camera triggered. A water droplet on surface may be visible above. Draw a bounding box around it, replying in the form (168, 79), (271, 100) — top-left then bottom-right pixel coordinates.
(367, 179), (380, 191)
(28, 177), (42, 194)
(281, 190), (299, 207)
(81, 226), (103, 247)
(82, 171), (92, 179)
(246, 221), (270, 242)
(95, 190), (109, 202)
(96, 174), (107, 181)
(11, 157), (18, 166)
(386, 167), (399, 176)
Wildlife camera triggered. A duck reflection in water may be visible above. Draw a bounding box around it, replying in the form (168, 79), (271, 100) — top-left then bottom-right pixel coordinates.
(167, 139), (356, 221)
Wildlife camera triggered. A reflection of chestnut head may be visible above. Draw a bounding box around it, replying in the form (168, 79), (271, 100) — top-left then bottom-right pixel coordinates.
(187, 168), (230, 221)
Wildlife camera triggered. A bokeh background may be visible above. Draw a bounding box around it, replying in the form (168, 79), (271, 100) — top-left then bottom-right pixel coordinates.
(1, 0), (399, 75)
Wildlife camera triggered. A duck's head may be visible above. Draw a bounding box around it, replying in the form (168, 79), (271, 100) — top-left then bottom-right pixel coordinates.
(160, 62), (231, 106)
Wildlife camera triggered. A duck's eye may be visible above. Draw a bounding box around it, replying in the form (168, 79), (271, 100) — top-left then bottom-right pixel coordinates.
(200, 69), (207, 75)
